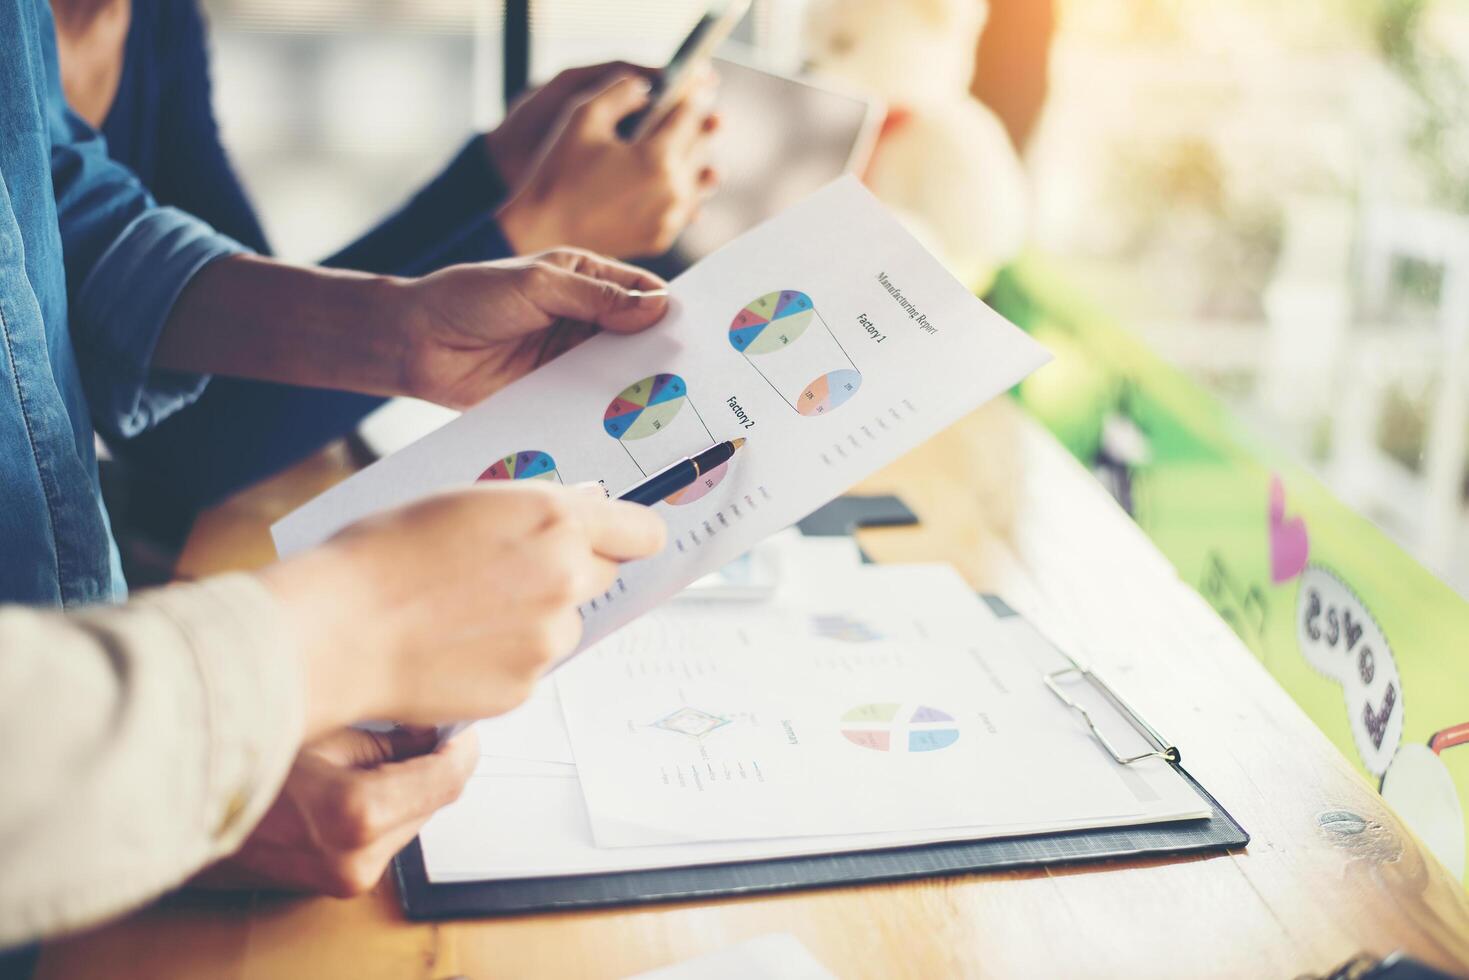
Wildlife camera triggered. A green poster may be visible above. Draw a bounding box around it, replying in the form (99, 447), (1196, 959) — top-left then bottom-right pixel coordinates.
(993, 258), (1469, 885)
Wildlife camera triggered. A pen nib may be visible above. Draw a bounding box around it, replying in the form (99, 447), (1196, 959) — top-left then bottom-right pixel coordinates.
(731, 437), (747, 450)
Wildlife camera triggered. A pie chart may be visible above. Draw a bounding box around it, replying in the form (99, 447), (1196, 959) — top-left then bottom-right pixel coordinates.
(798, 369), (863, 417)
(664, 460), (731, 506)
(728, 290), (815, 355)
(841, 703), (960, 753)
(603, 374), (689, 441)
(478, 450), (558, 483)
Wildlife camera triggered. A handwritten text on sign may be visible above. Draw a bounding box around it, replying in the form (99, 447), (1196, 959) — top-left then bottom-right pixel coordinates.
(1296, 565), (1404, 776)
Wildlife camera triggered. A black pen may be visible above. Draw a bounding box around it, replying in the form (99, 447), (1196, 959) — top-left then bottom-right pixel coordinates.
(619, 438), (746, 506)
(436, 438), (749, 745)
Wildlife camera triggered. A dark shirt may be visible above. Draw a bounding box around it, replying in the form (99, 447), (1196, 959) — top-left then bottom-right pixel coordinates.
(104, 0), (517, 507)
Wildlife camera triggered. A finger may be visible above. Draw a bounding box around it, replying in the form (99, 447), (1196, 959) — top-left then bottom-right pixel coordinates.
(519, 262), (669, 335)
(697, 165), (719, 194)
(376, 725), (442, 761)
(538, 248), (668, 293)
(643, 73), (717, 155)
(548, 60), (658, 97)
(642, 95), (707, 158)
(335, 732), (480, 848)
(358, 734), (479, 826)
(571, 73), (652, 135)
(308, 728), (393, 767)
(562, 494), (668, 561)
(571, 481), (611, 499)
(568, 554), (622, 603)
(311, 726), (434, 768)
(437, 728), (480, 786)
(570, 61), (660, 92)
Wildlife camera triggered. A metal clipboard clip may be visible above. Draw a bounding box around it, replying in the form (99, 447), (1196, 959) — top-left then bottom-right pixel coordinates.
(1044, 663), (1180, 767)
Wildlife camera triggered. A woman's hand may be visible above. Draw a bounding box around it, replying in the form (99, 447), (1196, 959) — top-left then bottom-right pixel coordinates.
(396, 248), (669, 409)
(260, 482), (666, 733)
(485, 61), (659, 191)
(220, 481), (664, 897)
(193, 726), (478, 897)
(156, 247), (666, 412)
(496, 71), (720, 258)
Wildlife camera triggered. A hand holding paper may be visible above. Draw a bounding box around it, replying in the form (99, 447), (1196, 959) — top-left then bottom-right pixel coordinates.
(396, 249), (670, 409)
(156, 249), (668, 410)
(274, 178), (1051, 661)
(262, 483), (665, 730)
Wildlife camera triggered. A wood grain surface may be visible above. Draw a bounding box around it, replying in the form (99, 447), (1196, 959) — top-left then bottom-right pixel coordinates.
(37, 400), (1469, 979)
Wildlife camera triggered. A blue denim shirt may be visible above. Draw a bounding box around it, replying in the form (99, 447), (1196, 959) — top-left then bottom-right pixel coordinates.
(0, 0), (245, 606)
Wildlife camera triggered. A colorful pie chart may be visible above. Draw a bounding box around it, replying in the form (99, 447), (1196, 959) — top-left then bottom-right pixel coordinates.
(661, 460), (731, 506)
(478, 450), (558, 483)
(798, 369), (863, 417)
(729, 290), (816, 355)
(841, 703), (960, 753)
(603, 374), (688, 441)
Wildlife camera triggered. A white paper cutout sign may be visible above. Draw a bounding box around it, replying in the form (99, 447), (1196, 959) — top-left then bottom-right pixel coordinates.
(1296, 564), (1404, 776)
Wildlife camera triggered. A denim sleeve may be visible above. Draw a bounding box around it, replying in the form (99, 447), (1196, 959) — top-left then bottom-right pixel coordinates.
(41, 7), (246, 439)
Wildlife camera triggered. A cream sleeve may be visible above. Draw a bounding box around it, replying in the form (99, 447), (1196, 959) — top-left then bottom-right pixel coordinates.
(0, 574), (305, 946)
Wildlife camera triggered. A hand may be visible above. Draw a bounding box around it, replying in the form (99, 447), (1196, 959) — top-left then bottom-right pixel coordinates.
(155, 248), (666, 410)
(485, 61), (659, 190)
(395, 248), (669, 409)
(260, 482), (667, 732)
(497, 71), (720, 258)
(193, 726), (478, 897)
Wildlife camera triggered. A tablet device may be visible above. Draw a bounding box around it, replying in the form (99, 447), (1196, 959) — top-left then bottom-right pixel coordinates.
(650, 53), (883, 276)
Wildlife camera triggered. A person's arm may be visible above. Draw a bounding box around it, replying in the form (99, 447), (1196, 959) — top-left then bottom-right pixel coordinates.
(0, 483), (666, 945)
(0, 575), (302, 946)
(321, 60), (659, 274)
(151, 249), (668, 410)
(493, 71), (719, 259)
(40, 7), (671, 420)
(329, 60), (717, 273)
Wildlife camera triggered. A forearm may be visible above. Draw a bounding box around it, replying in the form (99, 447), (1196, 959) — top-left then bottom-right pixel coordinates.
(0, 576), (304, 944)
(152, 254), (414, 397)
(258, 543), (400, 739)
(0, 554), (414, 944)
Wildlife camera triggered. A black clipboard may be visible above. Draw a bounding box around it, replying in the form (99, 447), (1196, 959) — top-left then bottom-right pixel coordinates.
(393, 593), (1247, 920)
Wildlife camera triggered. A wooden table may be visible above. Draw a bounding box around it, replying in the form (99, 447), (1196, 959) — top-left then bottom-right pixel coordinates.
(37, 399), (1469, 979)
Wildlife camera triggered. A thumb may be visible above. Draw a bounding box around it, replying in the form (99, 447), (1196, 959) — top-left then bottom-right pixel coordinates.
(519, 262), (669, 334)
(339, 725), (439, 767)
(571, 73), (653, 134)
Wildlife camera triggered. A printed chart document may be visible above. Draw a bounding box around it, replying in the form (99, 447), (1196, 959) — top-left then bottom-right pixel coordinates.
(271, 178), (1050, 651)
(418, 565), (1211, 881)
(466, 531), (856, 777)
(558, 566), (1196, 847)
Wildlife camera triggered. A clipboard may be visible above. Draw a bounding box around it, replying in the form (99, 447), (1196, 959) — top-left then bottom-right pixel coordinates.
(392, 594), (1248, 920)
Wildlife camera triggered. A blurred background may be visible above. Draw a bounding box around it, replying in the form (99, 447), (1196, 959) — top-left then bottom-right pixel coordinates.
(201, 0), (1469, 595)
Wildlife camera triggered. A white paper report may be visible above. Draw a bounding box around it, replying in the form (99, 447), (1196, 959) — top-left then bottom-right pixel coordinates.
(271, 177), (1051, 651)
